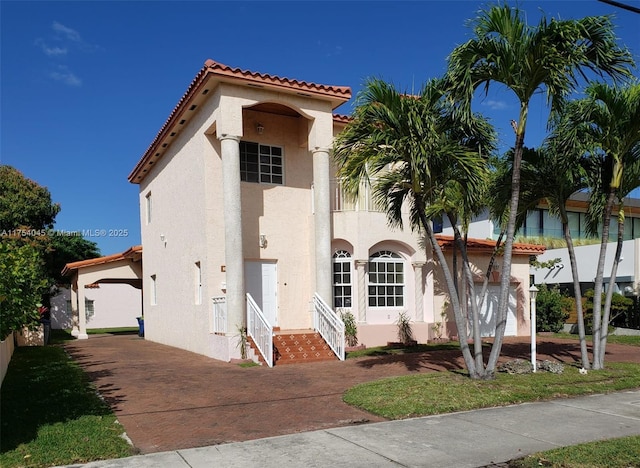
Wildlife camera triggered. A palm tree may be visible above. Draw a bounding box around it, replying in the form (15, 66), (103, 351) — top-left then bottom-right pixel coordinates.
(446, 3), (633, 373)
(558, 81), (640, 369)
(333, 78), (496, 379)
(496, 142), (591, 368)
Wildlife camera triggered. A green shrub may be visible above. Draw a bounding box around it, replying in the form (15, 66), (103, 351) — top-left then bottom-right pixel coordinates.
(583, 289), (634, 333)
(535, 284), (571, 332)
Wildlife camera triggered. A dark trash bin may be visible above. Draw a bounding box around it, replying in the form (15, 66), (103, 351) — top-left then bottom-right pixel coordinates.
(40, 319), (51, 345)
(39, 305), (51, 345)
(136, 317), (144, 337)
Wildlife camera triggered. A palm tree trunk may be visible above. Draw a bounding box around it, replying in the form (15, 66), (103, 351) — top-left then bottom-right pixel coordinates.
(449, 220), (485, 373)
(592, 188), (616, 369)
(559, 204), (590, 369)
(599, 210), (624, 366)
(487, 105), (528, 375)
(418, 209), (479, 377)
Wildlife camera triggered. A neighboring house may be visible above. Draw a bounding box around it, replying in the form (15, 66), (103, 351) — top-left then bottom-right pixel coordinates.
(128, 59), (541, 364)
(532, 239), (640, 297)
(49, 284), (142, 331)
(62, 246), (142, 338)
(443, 193), (640, 293)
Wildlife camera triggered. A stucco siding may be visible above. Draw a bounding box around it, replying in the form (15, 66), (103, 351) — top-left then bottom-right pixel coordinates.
(139, 96), (213, 357)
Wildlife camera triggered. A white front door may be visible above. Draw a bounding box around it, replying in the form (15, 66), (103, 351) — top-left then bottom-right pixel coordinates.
(477, 285), (517, 337)
(245, 261), (278, 326)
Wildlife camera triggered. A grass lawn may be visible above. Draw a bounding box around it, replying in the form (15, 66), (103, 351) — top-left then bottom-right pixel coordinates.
(511, 435), (640, 467)
(344, 337), (640, 468)
(553, 332), (640, 346)
(0, 337), (135, 467)
(343, 361), (640, 419)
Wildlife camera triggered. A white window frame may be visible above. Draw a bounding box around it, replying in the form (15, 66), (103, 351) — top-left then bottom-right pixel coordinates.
(195, 261), (202, 305)
(368, 251), (404, 308)
(150, 274), (157, 305)
(332, 250), (352, 309)
(240, 141), (284, 185)
(84, 298), (95, 320)
(145, 192), (152, 224)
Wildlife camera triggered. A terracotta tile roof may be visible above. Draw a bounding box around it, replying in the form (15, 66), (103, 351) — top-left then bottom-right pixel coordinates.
(129, 59), (352, 184)
(435, 235), (546, 255)
(62, 245), (142, 276)
(333, 114), (352, 125)
(203, 59), (351, 99)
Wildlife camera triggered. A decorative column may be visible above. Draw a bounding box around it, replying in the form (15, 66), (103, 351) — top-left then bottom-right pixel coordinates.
(312, 147), (332, 304)
(77, 284), (88, 339)
(355, 260), (368, 322)
(220, 134), (245, 332)
(70, 282), (79, 337)
(412, 261), (426, 322)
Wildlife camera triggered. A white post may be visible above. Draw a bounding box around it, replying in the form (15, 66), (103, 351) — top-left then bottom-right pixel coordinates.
(220, 134), (245, 332)
(312, 147), (332, 304)
(529, 285), (538, 372)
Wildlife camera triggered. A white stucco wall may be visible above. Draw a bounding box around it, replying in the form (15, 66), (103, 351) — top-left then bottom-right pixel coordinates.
(441, 209), (496, 240)
(51, 285), (141, 330)
(139, 94), (212, 358)
(533, 239), (638, 289)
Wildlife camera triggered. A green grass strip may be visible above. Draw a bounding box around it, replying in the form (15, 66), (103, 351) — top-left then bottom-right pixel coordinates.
(0, 345), (134, 467)
(343, 362), (640, 419)
(511, 435), (640, 467)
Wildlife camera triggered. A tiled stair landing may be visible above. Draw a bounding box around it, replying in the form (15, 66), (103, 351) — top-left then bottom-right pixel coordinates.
(274, 330), (338, 365)
(248, 329), (339, 366)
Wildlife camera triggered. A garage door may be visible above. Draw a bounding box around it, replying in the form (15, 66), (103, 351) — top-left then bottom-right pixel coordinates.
(477, 285), (517, 337)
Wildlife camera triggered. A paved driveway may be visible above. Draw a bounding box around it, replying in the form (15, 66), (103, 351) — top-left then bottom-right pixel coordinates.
(63, 334), (639, 454)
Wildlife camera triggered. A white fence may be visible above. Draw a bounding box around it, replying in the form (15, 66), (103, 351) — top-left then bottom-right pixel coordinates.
(0, 333), (15, 388)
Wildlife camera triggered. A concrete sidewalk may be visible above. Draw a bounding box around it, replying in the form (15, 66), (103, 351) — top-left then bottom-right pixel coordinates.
(69, 390), (640, 468)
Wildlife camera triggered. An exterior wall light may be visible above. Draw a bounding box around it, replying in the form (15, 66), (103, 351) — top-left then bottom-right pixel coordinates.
(256, 123), (264, 135)
(259, 234), (267, 249)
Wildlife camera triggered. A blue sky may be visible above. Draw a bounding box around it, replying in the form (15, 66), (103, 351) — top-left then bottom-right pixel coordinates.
(2, 1), (639, 255)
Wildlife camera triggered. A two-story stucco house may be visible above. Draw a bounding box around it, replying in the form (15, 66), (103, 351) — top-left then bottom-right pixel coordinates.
(128, 59), (541, 365)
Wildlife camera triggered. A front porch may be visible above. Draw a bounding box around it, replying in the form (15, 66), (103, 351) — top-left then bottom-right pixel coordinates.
(212, 293), (344, 366)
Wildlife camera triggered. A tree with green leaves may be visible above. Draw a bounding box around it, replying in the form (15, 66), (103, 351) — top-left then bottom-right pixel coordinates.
(491, 140), (592, 368)
(45, 234), (100, 286)
(0, 241), (49, 339)
(446, 3), (633, 374)
(0, 165), (60, 232)
(334, 77), (497, 379)
(556, 81), (640, 369)
(0, 165), (101, 338)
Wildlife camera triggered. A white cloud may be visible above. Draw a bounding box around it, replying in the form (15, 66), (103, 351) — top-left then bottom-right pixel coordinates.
(481, 99), (508, 110)
(35, 38), (67, 57)
(52, 21), (82, 42)
(49, 66), (82, 87)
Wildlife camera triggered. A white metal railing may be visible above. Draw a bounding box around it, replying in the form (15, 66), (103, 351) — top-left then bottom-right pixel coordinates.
(246, 293), (273, 367)
(330, 179), (384, 212)
(211, 296), (227, 334)
(313, 293), (345, 361)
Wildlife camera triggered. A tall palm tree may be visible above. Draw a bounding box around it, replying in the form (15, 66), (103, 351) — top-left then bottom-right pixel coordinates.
(446, 3), (633, 373)
(492, 141), (590, 369)
(333, 78), (496, 379)
(558, 81), (640, 369)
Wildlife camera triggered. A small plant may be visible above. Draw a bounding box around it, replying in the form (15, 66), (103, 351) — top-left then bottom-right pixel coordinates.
(236, 325), (248, 360)
(431, 301), (448, 340)
(396, 311), (415, 345)
(340, 309), (358, 347)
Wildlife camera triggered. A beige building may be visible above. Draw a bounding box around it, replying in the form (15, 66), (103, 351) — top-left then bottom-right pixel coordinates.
(128, 59), (541, 364)
(62, 246), (142, 338)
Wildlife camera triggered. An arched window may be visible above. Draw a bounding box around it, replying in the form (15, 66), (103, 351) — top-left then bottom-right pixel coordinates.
(368, 251), (404, 307)
(333, 250), (352, 308)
